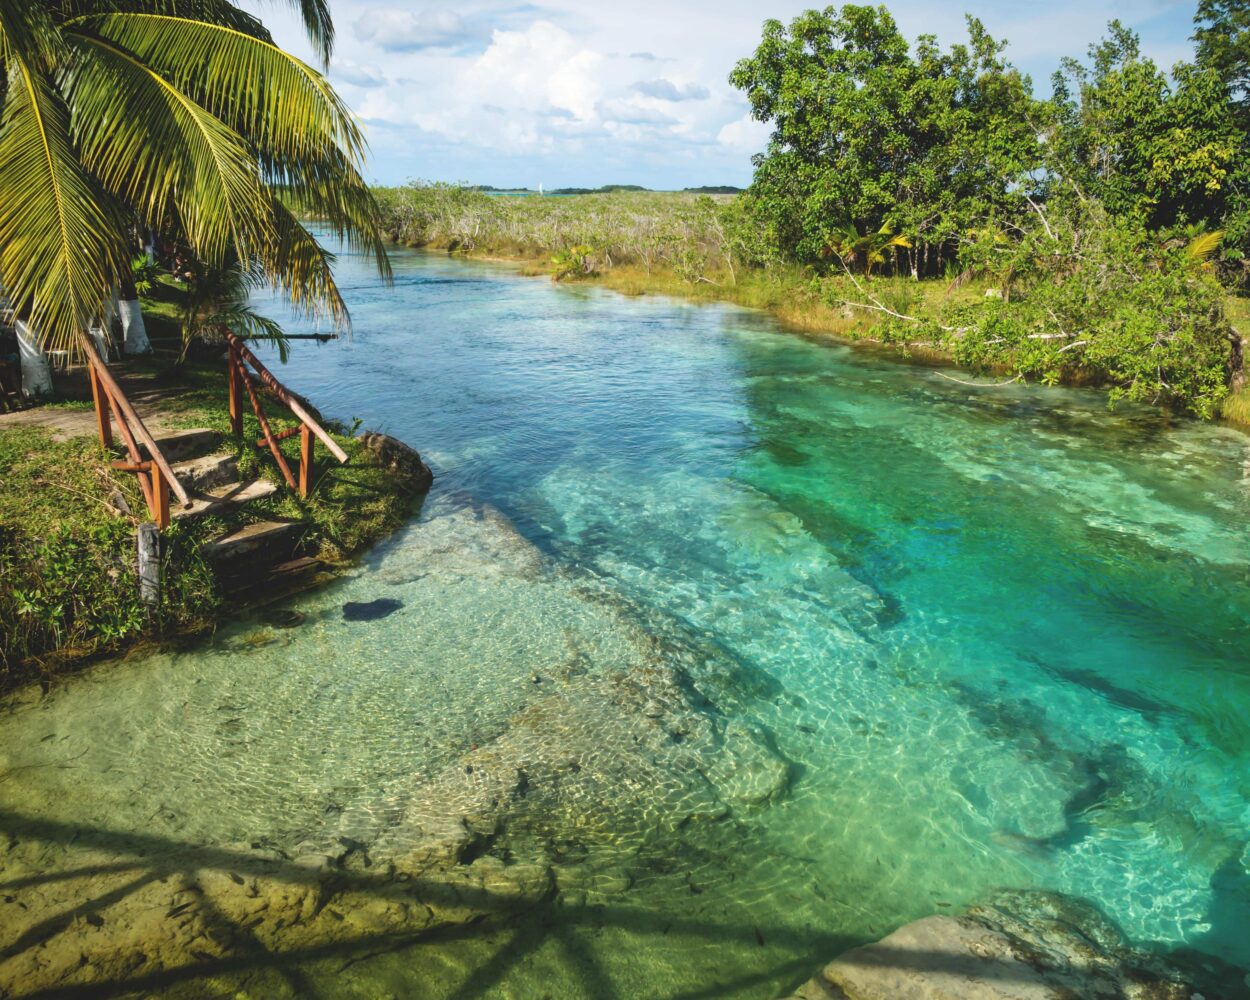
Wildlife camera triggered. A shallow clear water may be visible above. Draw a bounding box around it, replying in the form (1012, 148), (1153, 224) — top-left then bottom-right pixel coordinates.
(4, 246), (1250, 997)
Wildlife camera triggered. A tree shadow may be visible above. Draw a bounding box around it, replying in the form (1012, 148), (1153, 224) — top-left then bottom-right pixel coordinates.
(0, 806), (1182, 1000)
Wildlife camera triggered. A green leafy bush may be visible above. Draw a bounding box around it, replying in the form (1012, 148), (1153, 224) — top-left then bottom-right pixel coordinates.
(864, 207), (1237, 416)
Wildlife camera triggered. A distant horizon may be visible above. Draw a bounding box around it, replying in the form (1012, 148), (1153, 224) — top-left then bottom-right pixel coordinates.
(395, 182), (746, 192)
(245, 0), (1197, 189)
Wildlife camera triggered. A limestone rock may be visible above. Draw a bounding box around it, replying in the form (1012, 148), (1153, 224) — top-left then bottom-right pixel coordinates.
(786, 890), (1197, 1000)
(358, 431), (433, 493)
(703, 719), (792, 806)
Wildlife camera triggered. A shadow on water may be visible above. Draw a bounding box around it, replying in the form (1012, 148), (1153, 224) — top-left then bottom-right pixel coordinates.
(1164, 847), (1250, 1000)
(0, 808), (1121, 1000)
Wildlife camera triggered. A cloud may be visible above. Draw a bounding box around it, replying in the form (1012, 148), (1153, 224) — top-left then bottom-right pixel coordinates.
(474, 21), (603, 122)
(330, 59), (386, 87)
(632, 78), (709, 101)
(716, 114), (769, 154)
(598, 99), (678, 126)
(353, 8), (483, 52)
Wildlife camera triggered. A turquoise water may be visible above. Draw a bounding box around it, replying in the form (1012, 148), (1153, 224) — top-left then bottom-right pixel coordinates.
(3, 245), (1250, 997)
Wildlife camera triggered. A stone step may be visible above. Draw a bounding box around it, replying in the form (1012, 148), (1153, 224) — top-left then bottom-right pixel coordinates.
(171, 452), (238, 493)
(224, 557), (332, 606)
(205, 519), (303, 563)
(142, 427), (220, 463)
(172, 479), (277, 520)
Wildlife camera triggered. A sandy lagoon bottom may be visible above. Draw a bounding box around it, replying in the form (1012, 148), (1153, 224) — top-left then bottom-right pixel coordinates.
(0, 497), (872, 998)
(0, 492), (1245, 998)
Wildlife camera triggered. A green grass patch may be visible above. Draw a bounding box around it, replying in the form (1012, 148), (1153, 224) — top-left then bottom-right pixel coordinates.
(1221, 386), (1250, 426)
(0, 426), (218, 675)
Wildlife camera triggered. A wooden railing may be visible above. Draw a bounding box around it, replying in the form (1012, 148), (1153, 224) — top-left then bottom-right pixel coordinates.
(225, 330), (347, 497)
(83, 336), (190, 529)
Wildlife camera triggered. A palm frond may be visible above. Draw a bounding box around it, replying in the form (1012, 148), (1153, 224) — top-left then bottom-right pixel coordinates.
(288, 0), (334, 67)
(66, 34), (277, 268)
(262, 143), (392, 279)
(65, 34), (278, 270)
(0, 51), (125, 353)
(1185, 229), (1224, 264)
(71, 15), (364, 163)
(0, 0), (60, 68)
(264, 199), (348, 330)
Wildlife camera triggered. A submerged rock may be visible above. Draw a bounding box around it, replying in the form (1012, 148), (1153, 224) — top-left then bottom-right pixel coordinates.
(784, 889), (1198, 1000)
(342, 597), (404, 621)
(0, 500), (796, 1000)
(264, 608), (306, 629)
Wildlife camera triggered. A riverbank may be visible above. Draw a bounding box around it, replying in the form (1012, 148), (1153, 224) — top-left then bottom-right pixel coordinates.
(0, 356), (432, 686)
(372, 185), (1250, 426)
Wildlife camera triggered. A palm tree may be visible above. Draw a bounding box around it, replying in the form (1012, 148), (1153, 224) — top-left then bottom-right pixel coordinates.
(179, 257), (290, 363)
(0, 0), (387, 356)
(822, 220), (911, 275)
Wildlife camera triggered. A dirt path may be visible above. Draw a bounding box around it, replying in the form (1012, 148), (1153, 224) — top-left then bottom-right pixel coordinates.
(0, 368), (194, 440)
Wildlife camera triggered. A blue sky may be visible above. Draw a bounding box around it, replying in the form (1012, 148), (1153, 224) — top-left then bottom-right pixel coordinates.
(247, 1), (1197, 189)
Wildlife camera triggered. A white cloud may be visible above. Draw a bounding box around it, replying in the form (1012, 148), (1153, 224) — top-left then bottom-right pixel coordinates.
(632, 78), (710, 101)
(353, 8), (482, 52)
(717, 114), (769, 154)
(475, 22), (603, 122)
(331, 59), (386, 87)
(598, 99), (679, 126)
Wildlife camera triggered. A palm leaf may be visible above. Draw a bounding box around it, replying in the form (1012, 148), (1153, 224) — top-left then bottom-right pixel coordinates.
(1185, 230), (1224, 264)
(71, 15), (364, 164)
(290, 0), (335, 66)
(262, 143), (392, 279)
(0, 52), (125, 354)
(264, 199), (348, 329)
(66, 34), (277, 268)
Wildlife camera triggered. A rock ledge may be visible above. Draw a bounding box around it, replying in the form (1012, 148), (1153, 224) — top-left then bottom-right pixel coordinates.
(786, 890), (1200, 1000)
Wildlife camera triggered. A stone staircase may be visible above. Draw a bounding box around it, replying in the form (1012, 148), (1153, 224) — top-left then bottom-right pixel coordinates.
(143, 427), (330, 603)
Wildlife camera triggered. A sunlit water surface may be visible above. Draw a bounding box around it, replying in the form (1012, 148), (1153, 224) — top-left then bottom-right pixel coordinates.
(4, 246), (1250, 997)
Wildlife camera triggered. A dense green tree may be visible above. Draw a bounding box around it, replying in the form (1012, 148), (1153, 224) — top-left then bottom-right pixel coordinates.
(729, 5), (1041, 274)
(1194, 0), (1250, 108)
(0, 0), (387, 354)
(1048, 22), (1245, 238)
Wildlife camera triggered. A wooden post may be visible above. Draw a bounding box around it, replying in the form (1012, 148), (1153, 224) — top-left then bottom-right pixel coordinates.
(151, 466), (170, 530)
(227, 348), (244, 439)
(137, 522), (161, 607)
(299, 423), (313, 497)
(89, 363), (113, 450)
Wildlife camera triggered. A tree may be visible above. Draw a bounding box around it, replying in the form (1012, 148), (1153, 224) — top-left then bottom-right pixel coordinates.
(1194, 0), (1250, 109)
(729, 5), (1042, 273)
(0, 0), (388, 355)
(1049, 21), (1247, 251)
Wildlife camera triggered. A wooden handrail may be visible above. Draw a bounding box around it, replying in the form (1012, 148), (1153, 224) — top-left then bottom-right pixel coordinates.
(82, 336), (190, 510)
(225, 332), (348, 463)
(240, 363), (297, 490)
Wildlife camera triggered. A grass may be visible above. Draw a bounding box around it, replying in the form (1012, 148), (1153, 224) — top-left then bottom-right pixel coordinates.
(0, 350), (430, 687)
(1222, 386), (1250, 424)
(0, 425), (217, 676)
